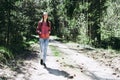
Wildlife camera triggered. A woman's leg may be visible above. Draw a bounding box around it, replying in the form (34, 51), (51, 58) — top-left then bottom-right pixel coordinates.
(39, 38), (44, 64)
(43, 38), (49, 64)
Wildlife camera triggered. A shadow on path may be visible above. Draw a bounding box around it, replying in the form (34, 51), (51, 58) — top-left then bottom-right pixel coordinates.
(46, 67), (73, 79)
(16, 50), (38, 60)
(5, 50), (39, 75)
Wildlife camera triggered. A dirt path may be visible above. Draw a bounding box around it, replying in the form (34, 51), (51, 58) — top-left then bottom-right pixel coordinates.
(0, 37), (120, 80)
(49, 38), (120, 80)
(0, 43), (75, 80)
(0, 43), (91, 80)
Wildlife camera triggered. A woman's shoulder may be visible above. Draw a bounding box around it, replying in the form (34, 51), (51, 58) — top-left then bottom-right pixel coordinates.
(38, 19), (43, 23)
(39, 20), (42, 23)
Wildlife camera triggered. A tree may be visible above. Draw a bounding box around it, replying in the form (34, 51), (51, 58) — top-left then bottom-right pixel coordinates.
(87, 0), (108, 47)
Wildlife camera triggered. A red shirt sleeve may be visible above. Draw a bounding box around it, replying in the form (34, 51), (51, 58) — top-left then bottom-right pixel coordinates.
(36, 21), (42, 34)
(49, 21), (51, 32)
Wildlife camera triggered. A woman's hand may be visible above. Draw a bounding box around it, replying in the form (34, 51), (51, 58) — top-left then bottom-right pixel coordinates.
(36, 29), (41, 34)
(49, 31), (51, 34)
(39, 32), (41, 34)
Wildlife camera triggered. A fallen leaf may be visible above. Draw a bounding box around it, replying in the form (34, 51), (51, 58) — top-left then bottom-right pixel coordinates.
(68, 76), (74, 79)
(117, 75), (120, 77)
(112, 73), (116, 75)
(115, 68), (119, 71)
(56, 60), (59, 62)
(74, 74), (76, 77)
(81, 70), (83, 72)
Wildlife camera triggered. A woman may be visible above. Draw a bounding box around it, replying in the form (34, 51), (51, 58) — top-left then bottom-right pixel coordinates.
(36, 12), (51, 68)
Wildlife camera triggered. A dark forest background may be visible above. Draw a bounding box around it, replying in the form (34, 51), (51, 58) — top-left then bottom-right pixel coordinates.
(0, 0), (120, 62)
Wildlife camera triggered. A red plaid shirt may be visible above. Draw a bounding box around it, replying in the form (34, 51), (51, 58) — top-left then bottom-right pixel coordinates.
(36, 21), (51, 39)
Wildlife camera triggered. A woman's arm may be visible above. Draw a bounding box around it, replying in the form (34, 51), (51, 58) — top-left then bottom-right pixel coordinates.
(36, 21), (42, 34)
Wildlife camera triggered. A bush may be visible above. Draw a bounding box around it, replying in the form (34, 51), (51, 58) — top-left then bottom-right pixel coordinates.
(0, 46), (14, 63)
(101, 37), (120, 50)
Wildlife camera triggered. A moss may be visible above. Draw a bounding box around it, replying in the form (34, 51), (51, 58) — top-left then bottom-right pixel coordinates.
(50, 45), (61, 57)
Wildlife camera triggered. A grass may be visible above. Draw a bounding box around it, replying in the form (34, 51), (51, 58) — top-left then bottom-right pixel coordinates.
(0, 47), (14, 59)
(50, 45), (61, 57)
(0, 77), (7, 80)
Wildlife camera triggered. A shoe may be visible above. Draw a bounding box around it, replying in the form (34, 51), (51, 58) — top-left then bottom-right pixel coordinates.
(40, 59), (43, 65)
(43, 63), (47, 68)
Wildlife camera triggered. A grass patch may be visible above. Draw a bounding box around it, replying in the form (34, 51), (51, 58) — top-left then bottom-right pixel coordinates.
(0, 46), (14, 64)
(50, 45), (61, 57)
(0, 77), (7, 80)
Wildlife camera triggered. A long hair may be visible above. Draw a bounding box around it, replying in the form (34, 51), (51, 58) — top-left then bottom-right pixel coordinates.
(41, 16), (50, 27)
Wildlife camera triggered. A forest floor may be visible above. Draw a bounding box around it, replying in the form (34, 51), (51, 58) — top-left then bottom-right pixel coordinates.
(0, 36), (120, 80)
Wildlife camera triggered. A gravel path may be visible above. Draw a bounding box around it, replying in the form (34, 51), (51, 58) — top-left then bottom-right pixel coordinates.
(0, 43), (91, 80)
(0, 37), (120, 80)
(49, 39), (120, 80)
(0, 43), (75, 80)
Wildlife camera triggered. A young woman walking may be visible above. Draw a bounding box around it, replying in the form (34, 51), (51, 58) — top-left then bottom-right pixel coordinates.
(36, 12), (51, 68)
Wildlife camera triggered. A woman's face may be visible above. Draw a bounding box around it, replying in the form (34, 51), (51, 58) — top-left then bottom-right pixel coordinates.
(43, 14), (48, 20)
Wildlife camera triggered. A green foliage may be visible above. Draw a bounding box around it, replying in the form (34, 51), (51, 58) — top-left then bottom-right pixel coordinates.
(50, 45), (60, 56)
(101, 0), (120, 39)
(0, 46), (14, 63)
(0, 0), (120, 64)
(100, 0), (120, 50)
(0, 0), (40, 62)
(47, 0), (119, 50)
(101, 37), (120, 50)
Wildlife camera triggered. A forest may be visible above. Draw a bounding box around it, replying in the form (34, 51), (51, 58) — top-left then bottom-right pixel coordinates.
(0, 0), (120, 63)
